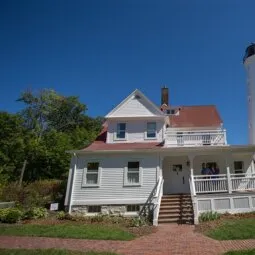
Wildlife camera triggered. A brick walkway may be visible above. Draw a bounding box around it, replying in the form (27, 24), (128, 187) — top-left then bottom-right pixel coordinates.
(0, 224), (254, 255)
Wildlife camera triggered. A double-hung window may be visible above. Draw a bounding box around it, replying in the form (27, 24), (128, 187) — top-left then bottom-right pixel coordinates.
(85, 162), (99, 185)
(125, 161), (142, 186)
(116, 123), (126, 139)
(146, 122), (156, 139)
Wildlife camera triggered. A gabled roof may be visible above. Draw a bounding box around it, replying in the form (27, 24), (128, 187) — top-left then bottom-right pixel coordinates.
(105, 89), (165, 118)
(169, 105), (222, 128)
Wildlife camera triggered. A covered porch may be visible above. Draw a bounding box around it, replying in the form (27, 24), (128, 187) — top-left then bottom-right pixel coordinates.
(160, 146), (255, 195)
(152, 145), (255, 225)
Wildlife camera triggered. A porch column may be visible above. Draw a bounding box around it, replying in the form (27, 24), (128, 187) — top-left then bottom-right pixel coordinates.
(188, 154), (196, 196)
(188, 154), (195, 176)
(225, 153), (232, 194)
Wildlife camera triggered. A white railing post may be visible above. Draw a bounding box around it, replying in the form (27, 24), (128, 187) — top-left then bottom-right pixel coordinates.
(226, 166), (232, 194)
(153, 176), (164, 226)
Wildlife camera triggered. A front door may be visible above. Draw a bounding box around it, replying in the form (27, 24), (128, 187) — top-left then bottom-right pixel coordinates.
(163, 157), (190, 194)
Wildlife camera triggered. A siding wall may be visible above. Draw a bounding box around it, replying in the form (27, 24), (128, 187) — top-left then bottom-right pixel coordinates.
(110, 95), (162, 117)
(71, 153), (159, 206)
(107, 119), (164, 143)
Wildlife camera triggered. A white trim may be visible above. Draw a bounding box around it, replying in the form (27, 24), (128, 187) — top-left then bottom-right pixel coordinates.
(68, 154), (77, 214)
(144, 121), (157, 140)
(123, 160), (143, 187)
(82, 160), (102, 187)
(114, 122), (127, 141)
(72, 198), (147, 205)
(105, 89), (165, 118)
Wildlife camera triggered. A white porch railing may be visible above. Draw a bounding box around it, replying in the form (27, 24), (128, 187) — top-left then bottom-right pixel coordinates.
(231, 173), (255, 191)
(164, 129), (227, 147)
(192, 173), (255, 194)
(193, 174), (228, 193)
(153, 176), (164, 226)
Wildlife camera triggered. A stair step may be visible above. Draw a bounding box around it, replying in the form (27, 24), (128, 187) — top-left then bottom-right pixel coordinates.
(158, 194), (194, 225)
(161, 198), (192, 203)
(158, 218), (194, 224)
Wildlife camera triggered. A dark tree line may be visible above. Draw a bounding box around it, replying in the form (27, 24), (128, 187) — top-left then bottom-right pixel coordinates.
(0, 89), (103, 184)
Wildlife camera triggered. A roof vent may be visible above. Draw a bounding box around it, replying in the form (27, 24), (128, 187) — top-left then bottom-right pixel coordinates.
(135, 94), (141, 99)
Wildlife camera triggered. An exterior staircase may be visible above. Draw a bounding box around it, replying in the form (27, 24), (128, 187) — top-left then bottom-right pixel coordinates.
(158, 194), (194, 224)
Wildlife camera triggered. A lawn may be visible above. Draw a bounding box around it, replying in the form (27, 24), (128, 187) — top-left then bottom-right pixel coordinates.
(224, 249), (255, 255)
(0, 223), (134, 241)
(0, 249), (118, 255)
(205, 218), (255, 240)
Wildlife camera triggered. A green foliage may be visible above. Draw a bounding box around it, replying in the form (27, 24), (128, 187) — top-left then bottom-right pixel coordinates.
(0, 112), (26, 185)
(0, 180), (65, 209)
(130, 217), (148, 227)
(24, 207), (48, 220)
(199, 211), (221, 222)
(224, 249), (255, 255)
(56, 211), (67, 220)
(0, 207), (23, 223)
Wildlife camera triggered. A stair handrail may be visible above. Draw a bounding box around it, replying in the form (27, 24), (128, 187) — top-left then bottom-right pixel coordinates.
(153, 176), (164, 226)
(154, 176), (163, 198)
(189, 176), (199, 224)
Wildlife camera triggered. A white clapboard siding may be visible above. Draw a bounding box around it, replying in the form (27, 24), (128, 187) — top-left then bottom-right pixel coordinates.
(110, 95), (162, 117)
(71, 154), (158, 205)
(107, 119), (164, 143)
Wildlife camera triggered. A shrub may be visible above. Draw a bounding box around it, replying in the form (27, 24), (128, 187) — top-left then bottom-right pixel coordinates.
(24, 207), (48, 220)
(0, 208), (23, 223)
(0, 180), (66, 209)
(130, 217), (148, 227)
(199, 211), (221, 222)
(56, 211), (67, 220)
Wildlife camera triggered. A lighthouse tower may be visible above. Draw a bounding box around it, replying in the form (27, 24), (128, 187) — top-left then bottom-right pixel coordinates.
(244, 43), (255, 144)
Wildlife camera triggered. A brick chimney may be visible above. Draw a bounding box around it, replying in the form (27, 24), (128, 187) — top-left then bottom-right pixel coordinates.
(161, 86), (169, 106)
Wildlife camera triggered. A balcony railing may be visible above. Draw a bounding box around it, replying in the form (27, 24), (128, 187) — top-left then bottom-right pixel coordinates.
(164, 129), (227, 147)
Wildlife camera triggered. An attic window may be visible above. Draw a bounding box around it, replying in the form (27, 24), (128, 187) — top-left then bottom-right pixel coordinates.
(134, 94), (141, 99)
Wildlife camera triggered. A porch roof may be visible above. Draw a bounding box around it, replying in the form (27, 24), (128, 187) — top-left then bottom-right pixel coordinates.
(67, 144), (255, 155)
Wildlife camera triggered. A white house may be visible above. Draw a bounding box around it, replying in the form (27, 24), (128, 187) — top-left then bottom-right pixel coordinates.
(64, 87), (255, 225)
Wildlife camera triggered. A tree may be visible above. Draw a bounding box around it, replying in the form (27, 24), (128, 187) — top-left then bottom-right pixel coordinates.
(14, 89), (103, 181)
(0, 112), (26, 184)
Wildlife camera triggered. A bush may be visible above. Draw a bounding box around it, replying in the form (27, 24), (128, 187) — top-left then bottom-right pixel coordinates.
(24, 207), (48, 220)
(0, 180), (66, 209)
(130, 217), (148, 227)
(199, 211), (221, 222)
(0, 208), (23, 223)
(56, 211), (67, 220)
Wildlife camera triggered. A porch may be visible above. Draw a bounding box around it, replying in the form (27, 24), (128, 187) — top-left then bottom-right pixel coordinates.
(152, 146), (255, 225)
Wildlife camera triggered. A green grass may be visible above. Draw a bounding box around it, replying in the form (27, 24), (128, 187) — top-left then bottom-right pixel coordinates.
(224, 249), (255, 255)
(206, 218), (255, 240)
(0, 249), (118, 255)
(0, 224), (134, 241)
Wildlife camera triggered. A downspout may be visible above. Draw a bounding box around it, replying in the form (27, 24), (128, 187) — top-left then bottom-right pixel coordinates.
(68, 153), (77, 214)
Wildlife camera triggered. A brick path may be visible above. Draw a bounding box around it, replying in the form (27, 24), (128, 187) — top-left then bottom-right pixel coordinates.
(0, 224), (255, 255)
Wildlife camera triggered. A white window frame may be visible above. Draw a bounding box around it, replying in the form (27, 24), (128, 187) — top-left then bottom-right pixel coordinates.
(82, 161), (102, 187)
(145, 122), (157, 140)
(115, 122), (127, 140)
(124, 160), (143, 187)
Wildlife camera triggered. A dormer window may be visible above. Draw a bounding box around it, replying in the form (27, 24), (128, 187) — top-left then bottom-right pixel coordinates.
(116, 123), (126, 139)
(146, 122), (156, 139)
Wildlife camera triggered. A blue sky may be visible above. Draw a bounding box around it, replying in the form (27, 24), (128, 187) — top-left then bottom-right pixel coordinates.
(0, 0), (254, 144)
